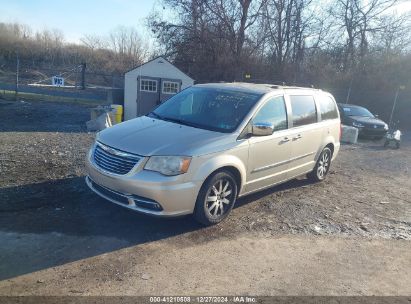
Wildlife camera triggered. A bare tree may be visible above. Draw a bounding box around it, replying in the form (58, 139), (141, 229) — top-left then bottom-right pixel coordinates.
(330, 0), (402, 68)
(260, 0), (319, 81)
(376, 12), (411, 56)
(149, 0), (267, 81)
(80, 34), (106, 51)
(108, 26), (148, 68)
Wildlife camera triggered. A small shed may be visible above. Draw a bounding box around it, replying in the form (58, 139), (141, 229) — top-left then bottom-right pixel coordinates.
(124, 57), (195, 120)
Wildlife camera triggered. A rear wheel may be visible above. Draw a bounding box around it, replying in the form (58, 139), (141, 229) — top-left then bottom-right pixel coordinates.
(308, 147), (332, 182)
(194, 171), (238, 226)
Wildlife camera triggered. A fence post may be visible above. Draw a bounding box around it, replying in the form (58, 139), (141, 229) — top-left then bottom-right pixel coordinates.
(81, 63), (86, 90)
(15, 51), (19, 100)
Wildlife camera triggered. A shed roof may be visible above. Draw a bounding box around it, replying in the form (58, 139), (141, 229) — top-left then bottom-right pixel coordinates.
(125, 56), (194, 81)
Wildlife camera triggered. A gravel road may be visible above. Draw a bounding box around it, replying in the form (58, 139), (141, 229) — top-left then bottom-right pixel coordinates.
(0, 99), (410, 296)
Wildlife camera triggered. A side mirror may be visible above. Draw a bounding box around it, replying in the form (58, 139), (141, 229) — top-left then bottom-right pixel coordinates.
(252, 122), (274, 136)
(374, 114), (379, 118)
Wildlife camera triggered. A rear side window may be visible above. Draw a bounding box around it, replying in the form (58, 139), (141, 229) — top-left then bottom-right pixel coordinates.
(318, 95), (339, 120)
(253, 96), (287, 131)
(290, 95), (317, 127)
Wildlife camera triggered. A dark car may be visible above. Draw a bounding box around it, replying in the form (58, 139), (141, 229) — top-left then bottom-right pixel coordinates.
(338, 103), (388, 138)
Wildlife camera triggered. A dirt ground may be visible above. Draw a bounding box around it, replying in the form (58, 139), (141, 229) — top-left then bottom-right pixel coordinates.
(0, 99), (410, 296)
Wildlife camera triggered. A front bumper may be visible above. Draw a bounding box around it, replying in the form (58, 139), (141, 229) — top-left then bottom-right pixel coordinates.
(85, 149), (202, 217)
(358, 127), (387, 138)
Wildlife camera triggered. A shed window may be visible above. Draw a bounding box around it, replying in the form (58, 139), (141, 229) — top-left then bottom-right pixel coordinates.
(162, 81), (179, 94)
(140, 79), (157, 92)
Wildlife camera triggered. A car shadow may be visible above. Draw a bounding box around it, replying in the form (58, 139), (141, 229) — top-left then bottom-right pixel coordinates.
(0, 175), (313, 280)
(235, 177), (313, 208)
(357, 136), (410, 151)
(0, 176), (200, 280)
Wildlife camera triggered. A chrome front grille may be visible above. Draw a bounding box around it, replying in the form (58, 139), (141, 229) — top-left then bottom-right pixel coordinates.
(93, 142), (141, 175)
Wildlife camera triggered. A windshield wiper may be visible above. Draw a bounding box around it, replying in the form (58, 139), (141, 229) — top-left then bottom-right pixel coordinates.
(161, 116), (204, 129)
(148, 113), (213, 131)
(147, 112), (163, 119)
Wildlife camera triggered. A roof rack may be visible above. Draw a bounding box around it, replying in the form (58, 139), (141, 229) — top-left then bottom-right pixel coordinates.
(279, 85), (318, 90)
(243, 79), (317, 90)
(265, 84), (318, 90)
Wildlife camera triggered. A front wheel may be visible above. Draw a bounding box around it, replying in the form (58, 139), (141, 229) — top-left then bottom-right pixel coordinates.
(194, 171), (238, 226)
(308, 147), (332, 182)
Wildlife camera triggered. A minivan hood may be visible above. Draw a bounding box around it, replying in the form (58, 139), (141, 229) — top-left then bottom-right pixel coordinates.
(97, 116), (237, 156)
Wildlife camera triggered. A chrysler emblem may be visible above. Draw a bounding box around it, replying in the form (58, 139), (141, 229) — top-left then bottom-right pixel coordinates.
(100, 144), (116, 154)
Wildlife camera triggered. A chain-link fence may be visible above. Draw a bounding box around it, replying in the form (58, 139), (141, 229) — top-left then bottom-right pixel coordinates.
(0, 60), (124, 104)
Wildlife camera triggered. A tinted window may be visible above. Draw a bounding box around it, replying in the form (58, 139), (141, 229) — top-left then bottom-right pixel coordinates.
(319, 95), (339, 120)
(290, 95), (317, 127)
(149, 87), (262, 133)
(340, 105), (374, 118)
(253, 96), (287, 131)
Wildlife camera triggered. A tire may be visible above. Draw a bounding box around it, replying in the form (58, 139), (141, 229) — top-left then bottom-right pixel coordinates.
(194, 171), (238, 226)
(308, 147), (332, 182)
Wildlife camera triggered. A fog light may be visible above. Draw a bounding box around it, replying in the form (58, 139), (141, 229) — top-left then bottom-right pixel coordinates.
(132, 197), (163, 211)
(153, 203), (162, 210)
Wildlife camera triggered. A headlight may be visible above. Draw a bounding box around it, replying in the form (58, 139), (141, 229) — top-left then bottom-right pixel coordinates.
(352, 122), (364, 128)
(144, 156), (192, 176)
(384, 124), (388, 130)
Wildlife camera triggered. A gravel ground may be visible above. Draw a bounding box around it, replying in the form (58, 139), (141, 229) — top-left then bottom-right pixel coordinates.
(0, 99), (410, 296)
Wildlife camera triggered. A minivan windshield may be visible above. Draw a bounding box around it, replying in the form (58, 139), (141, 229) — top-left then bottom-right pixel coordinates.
(341, 105), (374, 118)
(147, 87), (262, 133)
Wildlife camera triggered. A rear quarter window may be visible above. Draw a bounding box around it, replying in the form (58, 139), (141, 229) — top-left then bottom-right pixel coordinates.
(318, 95), (339, 120)
(289, 95), (317, 127)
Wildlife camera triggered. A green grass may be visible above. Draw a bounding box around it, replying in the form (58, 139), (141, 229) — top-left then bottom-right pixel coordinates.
(0, 89), (108, 106)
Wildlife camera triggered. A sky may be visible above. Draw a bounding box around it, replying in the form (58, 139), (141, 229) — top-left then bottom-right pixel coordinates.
(0, 0), (410, 44)
(0, 0), (159, 43)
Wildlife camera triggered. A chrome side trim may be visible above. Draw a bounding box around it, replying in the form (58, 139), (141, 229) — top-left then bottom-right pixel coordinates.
(251, 151), (315, 173)
(240, 167), (313, 197)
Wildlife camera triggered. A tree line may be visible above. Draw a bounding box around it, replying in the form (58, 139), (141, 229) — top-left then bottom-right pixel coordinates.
(149, 0), (411, 126)
(0, 23), (148, 74)
(149, 0), (410, 83)
(0, 0), (410, 126)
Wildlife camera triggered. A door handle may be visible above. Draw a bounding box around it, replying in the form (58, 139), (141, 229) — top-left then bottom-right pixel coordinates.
(281, 137), (290, 143)
(293, 134), (302, 140)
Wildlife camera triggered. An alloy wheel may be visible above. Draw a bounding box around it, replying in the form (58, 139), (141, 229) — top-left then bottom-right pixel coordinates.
(205, 179), (233, 218)
(317, 150), (330, 179)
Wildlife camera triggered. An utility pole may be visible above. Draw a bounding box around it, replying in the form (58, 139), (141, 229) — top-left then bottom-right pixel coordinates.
(15, 51), (20, 100)
(345, 78), (353, 104)
(388, 85), (405, 128)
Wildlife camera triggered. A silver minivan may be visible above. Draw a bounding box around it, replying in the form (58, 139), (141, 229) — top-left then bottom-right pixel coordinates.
(85, 83), (340, 225)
